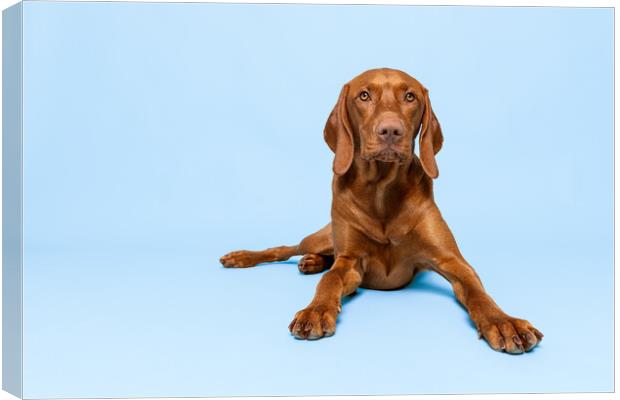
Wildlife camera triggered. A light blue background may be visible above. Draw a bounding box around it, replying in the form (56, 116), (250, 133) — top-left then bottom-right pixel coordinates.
(19, 2), (612, 398)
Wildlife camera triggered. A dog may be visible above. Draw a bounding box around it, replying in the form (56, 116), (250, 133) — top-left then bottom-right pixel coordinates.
(220, 68), (543, 354)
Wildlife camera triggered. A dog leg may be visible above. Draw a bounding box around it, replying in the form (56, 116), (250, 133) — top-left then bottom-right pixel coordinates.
(416, 208), (543, 354)
(219, 246), (299, 268)
(289, 256), (362, 339)
(297, 254), (334, 274)
(296, 223), (335, 273)
(220, 223), (333, 269)
(430, 256), (543, 354)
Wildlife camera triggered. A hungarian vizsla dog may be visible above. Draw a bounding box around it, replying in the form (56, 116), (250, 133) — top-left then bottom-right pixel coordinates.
(220, 68), (543, 354)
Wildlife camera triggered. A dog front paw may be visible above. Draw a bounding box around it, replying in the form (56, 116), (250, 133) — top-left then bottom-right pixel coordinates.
(477, 314), (543, 354)
(288, 303), (340, 340)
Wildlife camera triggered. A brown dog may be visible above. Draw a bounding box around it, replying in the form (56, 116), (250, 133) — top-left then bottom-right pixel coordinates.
(220, 68), (543, 354)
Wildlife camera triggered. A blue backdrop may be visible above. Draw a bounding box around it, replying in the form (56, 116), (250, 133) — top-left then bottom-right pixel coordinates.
(20, 2), (612, 397)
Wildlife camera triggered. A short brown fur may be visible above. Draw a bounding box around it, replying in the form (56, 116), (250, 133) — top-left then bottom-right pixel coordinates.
(220, 68), (543, 354)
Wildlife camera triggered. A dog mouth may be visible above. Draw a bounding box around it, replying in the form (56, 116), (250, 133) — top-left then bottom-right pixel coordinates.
(364, 148), (409, 163)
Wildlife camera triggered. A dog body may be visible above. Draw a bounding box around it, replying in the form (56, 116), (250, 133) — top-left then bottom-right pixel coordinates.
(220, 68), (543, 354)
(329, 162), (431, 291)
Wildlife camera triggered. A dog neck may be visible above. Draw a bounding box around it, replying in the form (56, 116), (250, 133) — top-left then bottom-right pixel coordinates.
(335, 155), (429, 220)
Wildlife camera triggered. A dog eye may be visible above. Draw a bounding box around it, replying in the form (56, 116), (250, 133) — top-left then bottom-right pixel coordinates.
(359, 91), (370, 101)
(405, 92), (416, 102)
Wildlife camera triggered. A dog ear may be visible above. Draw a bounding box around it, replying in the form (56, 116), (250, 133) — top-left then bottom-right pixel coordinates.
(418, 88), (444, 179)
(324, 84), (354, 175)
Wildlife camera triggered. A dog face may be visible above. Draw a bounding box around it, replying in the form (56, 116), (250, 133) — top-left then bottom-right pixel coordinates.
(324, 68), (444, 178)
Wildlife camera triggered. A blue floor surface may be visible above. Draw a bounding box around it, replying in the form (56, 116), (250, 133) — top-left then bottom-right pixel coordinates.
(23, 239), (613, 398)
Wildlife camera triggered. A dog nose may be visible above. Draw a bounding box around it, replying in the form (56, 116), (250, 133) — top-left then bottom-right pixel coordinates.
(376, 119), (404, 143)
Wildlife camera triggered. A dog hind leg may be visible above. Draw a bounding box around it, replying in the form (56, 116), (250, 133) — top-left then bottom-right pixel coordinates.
(296, 223), (334, 273)
(220, 223), (334, 269)
(297, 254), (334, 274)
(220, 245), (300, 268)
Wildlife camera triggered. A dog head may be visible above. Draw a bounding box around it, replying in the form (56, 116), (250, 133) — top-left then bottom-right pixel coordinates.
(324, 68), (443, 178)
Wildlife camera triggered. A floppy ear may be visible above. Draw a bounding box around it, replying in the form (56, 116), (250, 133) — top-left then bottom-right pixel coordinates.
(418, 88), (444, 179)
(324, 84), (354, 175)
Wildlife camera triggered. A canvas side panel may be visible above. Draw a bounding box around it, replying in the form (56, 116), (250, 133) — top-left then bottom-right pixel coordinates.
(2, 2), (23, 398)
